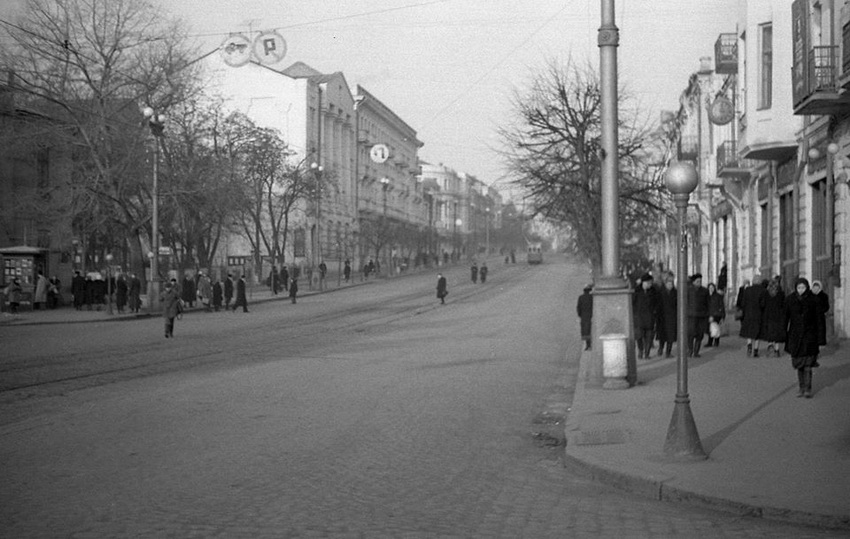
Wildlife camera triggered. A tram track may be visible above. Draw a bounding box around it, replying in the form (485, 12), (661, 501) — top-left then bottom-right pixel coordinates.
(0, 265), (534, 398)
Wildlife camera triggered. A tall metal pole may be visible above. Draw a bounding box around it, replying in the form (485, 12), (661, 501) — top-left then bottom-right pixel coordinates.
(599, 0), (620, 283)
(150, 139), (160, 312)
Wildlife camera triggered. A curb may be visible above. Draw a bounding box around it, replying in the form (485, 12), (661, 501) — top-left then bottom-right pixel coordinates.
(563, 349), (850, 531)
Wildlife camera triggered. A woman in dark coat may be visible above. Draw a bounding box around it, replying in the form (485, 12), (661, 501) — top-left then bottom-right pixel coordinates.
(632, 274), (659, 359)
(739, 278), (767, 357)
(706, 283), (725, 347)
(657, 278), (677, 358)
(212, 278), (223, 311)
(760, 280), (786, 357)
(576, 284), (593, 351)
(115, 274), (128, 313)
(785, 278), (820, 398)
(160, 279), (181, 338)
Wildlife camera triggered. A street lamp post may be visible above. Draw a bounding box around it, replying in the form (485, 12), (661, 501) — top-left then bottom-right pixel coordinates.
(105, 253), (113, 315)
(311, 162), (324, 289)
(142, 107), (165, 313)
(663, 161), (707, 461)
(380, 177), (390, 276)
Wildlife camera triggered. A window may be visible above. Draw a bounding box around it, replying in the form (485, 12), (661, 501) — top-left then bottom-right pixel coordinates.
(812, 180), (830, 283)
(759, 23), (773, 109)
(760, 202), (770, 273)
(779, 191), (797, 286)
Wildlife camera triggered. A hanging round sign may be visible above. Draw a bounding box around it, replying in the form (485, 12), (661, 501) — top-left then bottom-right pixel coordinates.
(253, 30), (287, 65)
(220, 34), (252, 67)
(370, 144), (390, 164)
(708, 96), (734, 126)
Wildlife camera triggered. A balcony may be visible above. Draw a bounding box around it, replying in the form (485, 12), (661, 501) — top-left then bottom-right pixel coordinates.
(714, 33), (738, 74)
(793, 46), (850, 115)
(677, 134), (698, 162)
(716, 140), (755, 178)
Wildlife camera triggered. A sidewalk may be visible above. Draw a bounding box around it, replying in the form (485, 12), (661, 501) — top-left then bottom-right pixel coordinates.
(0, 278), (368, 326)
(564, 320), (850, 530)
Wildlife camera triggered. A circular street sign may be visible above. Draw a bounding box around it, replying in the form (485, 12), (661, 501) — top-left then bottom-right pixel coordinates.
(708, 96), (734, 126)
(253, 30), (287, 65)
(370, 144), (389, 164)
(220, 34), (251, 67)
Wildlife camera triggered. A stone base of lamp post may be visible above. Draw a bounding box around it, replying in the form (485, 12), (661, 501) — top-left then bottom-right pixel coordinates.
(588, 283), (636, 389)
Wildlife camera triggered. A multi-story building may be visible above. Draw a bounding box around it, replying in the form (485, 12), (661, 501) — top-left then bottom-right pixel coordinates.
(667, 0), (850, 339)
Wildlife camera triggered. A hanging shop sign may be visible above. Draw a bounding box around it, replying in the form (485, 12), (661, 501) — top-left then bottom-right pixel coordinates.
(708, 96), (735, 126)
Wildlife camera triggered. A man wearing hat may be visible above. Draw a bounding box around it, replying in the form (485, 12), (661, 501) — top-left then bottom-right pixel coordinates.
(576, 284), (594, 351)
(687, 273), (710, 357)
(633, 273), (659, 359)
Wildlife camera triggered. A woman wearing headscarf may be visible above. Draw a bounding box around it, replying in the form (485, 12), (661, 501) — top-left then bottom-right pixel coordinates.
(706, 282), (725, 347)
(785, 277), (820, 398)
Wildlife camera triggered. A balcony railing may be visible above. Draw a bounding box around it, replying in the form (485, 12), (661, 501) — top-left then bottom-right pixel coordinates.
(716, 140), (755, 178)
(715, 33), (738, 74)
(809, 46), (839, 92)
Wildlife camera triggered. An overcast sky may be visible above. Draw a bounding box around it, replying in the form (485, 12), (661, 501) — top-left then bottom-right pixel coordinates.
(2, 0), (739, 198)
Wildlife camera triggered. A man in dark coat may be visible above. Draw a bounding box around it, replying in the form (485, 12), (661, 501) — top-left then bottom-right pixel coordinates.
(115, 274), (128, 313)
(72, 270), (86, 310)
(289, 277), (299, 304)
(687, 273), (710, 358)
(270, 266), (279, 295)
(576, 284), (593, 351)
(470, 262), (478, 284)
(633, 273), (659, 359)
(436, 273), (448, 304)
(232, 274), (248, 313)
(128, 273), (142, 313)
(760, 280), (787, 357)
(479, 263), (488, 283)
(212, 277), (223, 312)
(657, 277), (678, 358)
(739, 278), (767, 356)
(280, 266), (289, 292)
(224, 273), (234, 310)
(785, 277), (820, 398)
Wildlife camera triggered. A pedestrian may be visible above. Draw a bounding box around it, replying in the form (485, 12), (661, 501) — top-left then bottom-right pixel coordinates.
(197, 272), (212, 312)
(84, 274), (95, 310)
(128, 273), (141, 313)
(280, 266), (289, 292)
(72, 270), (86, 310)
(479, 263), (488, 283)
(687, 273), (710, 358)
(343, 259), (351, 283)
(318, 261), (327, 283)
(739, 278), (767, 357)
(576, 284), (593, 351)
(717, 262), (728, 293)
(657, 277), (677, 358)
(760, 279), (787, 357)
(160, 278), (181, 338)
(182, 274), (195, 308)
(785, 277), (820, 398)
(34, 271), (48, 310)
(115, 274), (128, 313)
(471, 262), (478, 283)
(48, 275), (61, 309)
(93, 273), (106, 310)
(289, 277), (298, 304)
(212, 277), (223, 311)
(633, 273), (658, 359)
(811, 280), (829, 348)
(436, 272), (448, 304)
(269, 266), (279, 295)
(706, 282), (725, 347)
(232, 274), (249, 313)
(224, 273), (234, 310)
(5, 277), (23, 314)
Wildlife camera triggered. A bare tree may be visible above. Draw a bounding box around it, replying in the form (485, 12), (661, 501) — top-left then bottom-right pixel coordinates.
(499, 59), (671, 274)
(1, 0), (200, 278)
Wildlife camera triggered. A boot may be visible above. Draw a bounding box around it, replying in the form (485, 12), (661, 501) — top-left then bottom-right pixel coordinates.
(804, 367), (813, 398)
(693, 339), (702, 358)
(747, 343), (753, 357)
(796, 369), (806, 397)
(637, 339), (644, 359)
(705, 337), (713, 348)
(665, 342), (673, 358)
(644, 341), (653, 359)
(657, 344), (664, 357)
(753, 348), (759, 358)
(714, 337), (720, 347)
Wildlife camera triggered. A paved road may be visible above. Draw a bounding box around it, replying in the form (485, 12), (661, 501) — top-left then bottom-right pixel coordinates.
(0, 260), (839, 537)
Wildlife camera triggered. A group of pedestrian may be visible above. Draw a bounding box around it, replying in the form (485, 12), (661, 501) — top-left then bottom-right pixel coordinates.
(470, 262), (489, 284)
(736, 276), (829, 398)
